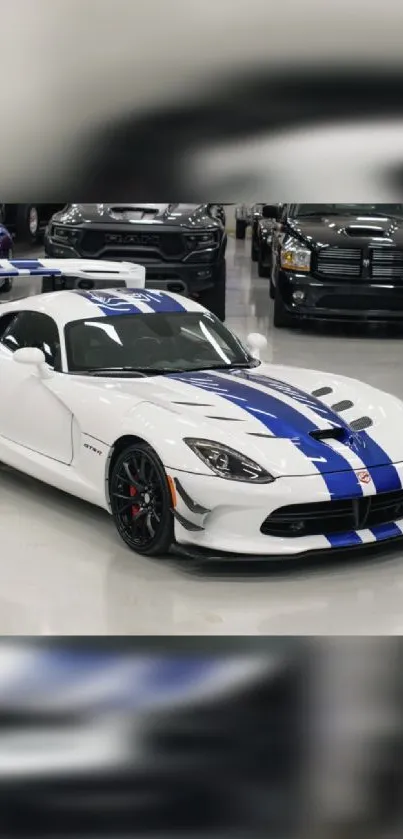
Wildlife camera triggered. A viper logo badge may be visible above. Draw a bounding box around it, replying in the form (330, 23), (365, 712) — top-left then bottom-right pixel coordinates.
(357, 469), (371, 484)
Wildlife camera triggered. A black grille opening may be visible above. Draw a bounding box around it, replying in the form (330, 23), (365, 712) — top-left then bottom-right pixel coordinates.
(315, 247), (361, 279)
(371, 247), (403, 281)
(261, 489), (403, 538)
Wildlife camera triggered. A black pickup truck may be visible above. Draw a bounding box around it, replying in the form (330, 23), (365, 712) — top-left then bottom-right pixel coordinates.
(263, 203), (403, 328)
(44, 203), (227, 320)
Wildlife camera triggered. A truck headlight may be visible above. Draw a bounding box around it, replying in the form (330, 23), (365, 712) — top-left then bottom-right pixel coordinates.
(281, 239), (311, 272)
(184, 439), (275, 483)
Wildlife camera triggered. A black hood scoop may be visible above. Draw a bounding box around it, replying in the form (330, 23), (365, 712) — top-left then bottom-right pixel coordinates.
(345, 224), (387, 237)
(109, 204), (165, 221)
(309, 427), (351, 443)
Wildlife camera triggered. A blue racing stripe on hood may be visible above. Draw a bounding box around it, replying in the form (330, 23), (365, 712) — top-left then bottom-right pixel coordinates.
(233, 370), (401, 493)
(169, 370), (363, 499)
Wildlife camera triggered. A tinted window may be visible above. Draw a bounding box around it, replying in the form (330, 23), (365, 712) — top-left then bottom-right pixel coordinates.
(291, 203), (403, 218)
(0, 312), (17, 340)
(65, 312), (253, 374)
(1, 311), (61, 368)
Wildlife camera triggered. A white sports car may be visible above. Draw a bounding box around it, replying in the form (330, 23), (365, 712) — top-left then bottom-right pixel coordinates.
(1, 260), (403, 561)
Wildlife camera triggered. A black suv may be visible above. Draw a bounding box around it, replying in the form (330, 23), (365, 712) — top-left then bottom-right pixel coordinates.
(263, 203), (403, 328)
(44, 203), (227, 320)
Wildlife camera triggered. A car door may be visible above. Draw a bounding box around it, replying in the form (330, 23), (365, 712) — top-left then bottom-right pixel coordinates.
(0, 310), (73, 464)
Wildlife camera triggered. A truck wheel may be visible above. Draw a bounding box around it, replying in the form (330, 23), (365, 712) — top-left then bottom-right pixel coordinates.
(41, 277), (55, 293)
(199, 261), (226, 321)
(273, 285), (293, 328)
(0, 279), (12, 294)
(258, 253), (271, 278)
(16, 205), (40, 244)
(235, 219), (246, 240)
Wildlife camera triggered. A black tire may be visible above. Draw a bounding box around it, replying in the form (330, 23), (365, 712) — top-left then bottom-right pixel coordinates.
(273, 285), (294, 328)
(251, 236), (258, 262)
(16, 204), (41, 244)
(198, 260), (226, 321)
(0, 279), (11, 294)
(235, 219), (246, 240)
(258, 254), (271, 278)
(110, 441), (174, 556)
(269, 276), (275, 300)
(41, 277), (56, 293)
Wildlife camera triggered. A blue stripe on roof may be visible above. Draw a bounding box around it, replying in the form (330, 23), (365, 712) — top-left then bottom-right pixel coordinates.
(75, 289), (186, 315)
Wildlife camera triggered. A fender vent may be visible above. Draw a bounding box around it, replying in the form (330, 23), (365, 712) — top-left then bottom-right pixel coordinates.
(332, 400), (354, 412)
(205, 416), (243, 421)
(350, 416), (373, 431)
(310, 427), (349, 443)
(312, 387), (333, 397)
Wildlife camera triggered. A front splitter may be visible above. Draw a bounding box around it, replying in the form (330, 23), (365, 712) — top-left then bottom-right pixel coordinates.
(171, 534), (403, 563)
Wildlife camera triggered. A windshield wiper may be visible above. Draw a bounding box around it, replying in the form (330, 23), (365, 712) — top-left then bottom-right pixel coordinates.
(71, 361), (259, 377)
(72, 367), (154, 377)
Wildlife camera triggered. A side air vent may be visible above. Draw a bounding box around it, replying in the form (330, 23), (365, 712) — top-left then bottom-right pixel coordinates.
(312, 387), (333, 397)
(248, 432), (274, 438)
(350, 416), (373, 431)
(172, 401), (213, 407)
(310, 427), (349, 443)
(205, 416), (243, 421)
(332, 400), (354, 412)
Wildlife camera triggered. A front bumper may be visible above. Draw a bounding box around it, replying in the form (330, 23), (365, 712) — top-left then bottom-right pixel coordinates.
(168, 464), (403, 558)
(44, 235), (221, 296)
(278, 270), (403, 321)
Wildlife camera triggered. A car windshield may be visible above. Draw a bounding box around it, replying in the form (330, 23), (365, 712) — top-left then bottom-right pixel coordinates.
(292, 203), (403, 218)
(65, 311), (257, 375)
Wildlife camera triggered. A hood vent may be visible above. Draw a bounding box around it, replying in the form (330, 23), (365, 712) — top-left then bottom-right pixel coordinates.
(332, 400), (354, 412)
(205, 416), (243, 422)
(345, 224), (387, 237)
(312, 386), (333, 397)
(109, 205), (161, 220)
(350, 416), (373, 431)
(310, 427), (350, 443)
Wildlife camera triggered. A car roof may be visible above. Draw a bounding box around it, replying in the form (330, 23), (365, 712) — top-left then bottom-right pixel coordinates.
(0, 288), (207, 327)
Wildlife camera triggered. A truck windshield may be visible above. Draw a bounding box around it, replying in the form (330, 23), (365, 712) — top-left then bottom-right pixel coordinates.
(292, 204), (403, 218)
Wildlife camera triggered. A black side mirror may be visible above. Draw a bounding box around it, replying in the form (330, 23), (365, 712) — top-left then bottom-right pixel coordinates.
(262, 204), (280, 220)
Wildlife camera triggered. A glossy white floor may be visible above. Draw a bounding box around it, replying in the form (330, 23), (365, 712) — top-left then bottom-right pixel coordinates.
(2, 236), (403, 635)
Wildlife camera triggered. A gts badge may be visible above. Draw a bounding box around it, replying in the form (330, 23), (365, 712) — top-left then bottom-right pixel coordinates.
(84, 442), (102, 456)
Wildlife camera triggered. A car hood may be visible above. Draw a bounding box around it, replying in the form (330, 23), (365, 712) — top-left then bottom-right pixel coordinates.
(51, 203), (220, 231)
(103, 364), (403, 479)
(288, 213), (403, 249)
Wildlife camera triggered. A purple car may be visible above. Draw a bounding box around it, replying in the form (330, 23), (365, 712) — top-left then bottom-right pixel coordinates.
(0, 222), (13, 293)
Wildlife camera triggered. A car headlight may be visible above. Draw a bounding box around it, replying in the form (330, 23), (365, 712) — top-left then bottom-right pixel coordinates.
(184, 439), (275, 483)
(185, 232), (219, 250)
(51, 225), (81, 245)
(281, 239), (311, 271)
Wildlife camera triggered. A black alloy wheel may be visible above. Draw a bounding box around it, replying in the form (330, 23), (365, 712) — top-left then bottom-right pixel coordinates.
(110, 442), (174, 556)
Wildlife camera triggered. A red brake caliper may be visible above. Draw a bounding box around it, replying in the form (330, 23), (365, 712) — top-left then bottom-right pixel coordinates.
(130, 485), (140, 517)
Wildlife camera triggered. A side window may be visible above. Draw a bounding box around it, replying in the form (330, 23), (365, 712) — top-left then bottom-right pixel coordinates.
(0, 311), (61, 369)
(0, 312), (17, 341)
